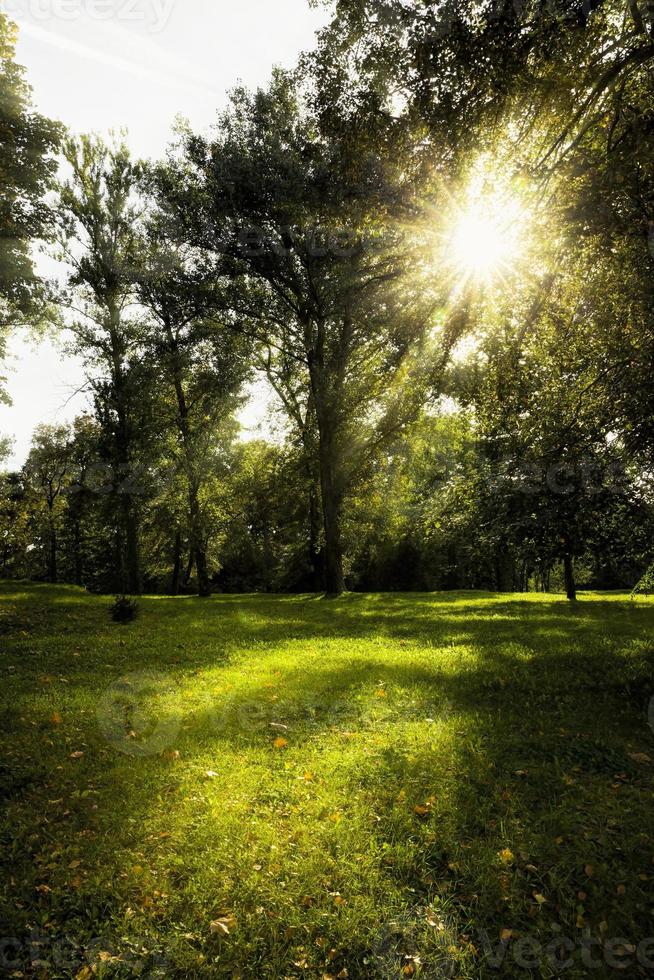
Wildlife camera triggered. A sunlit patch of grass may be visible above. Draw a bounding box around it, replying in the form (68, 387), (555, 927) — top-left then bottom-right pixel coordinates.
(0, 583), (653, 977)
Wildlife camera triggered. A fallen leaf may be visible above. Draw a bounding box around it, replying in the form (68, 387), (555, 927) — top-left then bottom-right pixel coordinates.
(51, 711), (62, 725)
(499, 848), (514, 865)
(533, 893), (546, 905)
(629, 752), (653, 765)
(210, 915), (236, 937)
(69, 751), (84, 759)
(499, 929), (514, 941)
(273, 737), (288, 750)
(584, 864), (594, 877)
(205, 770), (219, 779)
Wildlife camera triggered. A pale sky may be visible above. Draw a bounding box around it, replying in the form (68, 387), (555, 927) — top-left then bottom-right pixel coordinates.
(0, 0), (327, 466)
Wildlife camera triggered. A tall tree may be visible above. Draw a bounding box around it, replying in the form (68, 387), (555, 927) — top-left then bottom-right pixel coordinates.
(57, 135), (146, 594)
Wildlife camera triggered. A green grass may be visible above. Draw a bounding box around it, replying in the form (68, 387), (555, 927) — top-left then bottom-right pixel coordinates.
(1, 584), (653, 978)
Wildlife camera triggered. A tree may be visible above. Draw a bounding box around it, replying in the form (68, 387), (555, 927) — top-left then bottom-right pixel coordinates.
(57, 135), (147, 595)
(136, 230), (249, 597)
(154, 73), (451, 596)
(23, 424), (72, 583)
(0, 12), (60, 395)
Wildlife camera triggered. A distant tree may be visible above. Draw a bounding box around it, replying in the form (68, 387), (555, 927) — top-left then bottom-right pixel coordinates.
(23, 424), (73, 583)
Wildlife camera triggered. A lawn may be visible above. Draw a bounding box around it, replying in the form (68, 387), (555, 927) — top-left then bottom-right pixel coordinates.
(1, 584), (653, 978)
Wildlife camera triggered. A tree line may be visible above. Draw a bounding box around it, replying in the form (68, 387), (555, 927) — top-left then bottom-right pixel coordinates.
(1, 0), (653, 600)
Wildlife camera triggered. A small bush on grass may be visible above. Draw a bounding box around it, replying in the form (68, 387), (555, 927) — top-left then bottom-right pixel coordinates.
(110, 595), (139, 624)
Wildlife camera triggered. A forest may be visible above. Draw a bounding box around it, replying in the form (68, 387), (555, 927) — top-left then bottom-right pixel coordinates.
(2, 0), (654, 602)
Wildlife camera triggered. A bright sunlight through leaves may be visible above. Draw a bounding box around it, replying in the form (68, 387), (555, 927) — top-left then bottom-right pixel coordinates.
(448, 168), (526, 284)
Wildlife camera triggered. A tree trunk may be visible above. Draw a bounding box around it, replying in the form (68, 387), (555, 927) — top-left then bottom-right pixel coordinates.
(171, 529), (182, 595)
(182, 549), (195, 591)
(309, 340), (345, 599)
(564, 553), (577, 601)
(48, 525), (58, 584)
(307, 479), (324, 590)
(316, 431), (345, 597)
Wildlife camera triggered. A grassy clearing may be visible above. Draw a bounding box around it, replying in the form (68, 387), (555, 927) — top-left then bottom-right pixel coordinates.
(1, 584), (653, 978)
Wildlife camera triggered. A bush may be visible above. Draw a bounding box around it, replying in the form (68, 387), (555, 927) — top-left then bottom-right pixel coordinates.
(110, 595), (139, 624)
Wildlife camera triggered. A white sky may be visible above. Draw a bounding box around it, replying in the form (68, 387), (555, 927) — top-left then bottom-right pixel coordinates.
(0, 0), (326, 466)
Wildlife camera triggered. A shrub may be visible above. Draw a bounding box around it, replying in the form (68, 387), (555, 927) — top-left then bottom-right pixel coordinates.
(110, 595), (139, 624)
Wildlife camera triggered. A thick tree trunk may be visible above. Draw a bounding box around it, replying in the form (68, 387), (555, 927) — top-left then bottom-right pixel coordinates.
(307, 479), (324, 589)
(309, 336), (346, 599)
(564, 553), (577, 601)
(319, 451), (345, 598)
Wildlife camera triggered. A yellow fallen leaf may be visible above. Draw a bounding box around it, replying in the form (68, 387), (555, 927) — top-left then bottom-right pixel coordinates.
(210, 915), (236, 936)
(273, 737), (288, 749)
(499, 848), (514, 865)
(51, 711), (63, 725)
(533, 893), (546, 905)
(500, 929), (513, 941)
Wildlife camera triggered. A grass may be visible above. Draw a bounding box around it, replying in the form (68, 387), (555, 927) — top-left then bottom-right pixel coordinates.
(1, 583), (653, 978)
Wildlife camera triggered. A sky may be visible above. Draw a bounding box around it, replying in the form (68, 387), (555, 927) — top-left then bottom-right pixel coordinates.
(0, 0), (327, 466)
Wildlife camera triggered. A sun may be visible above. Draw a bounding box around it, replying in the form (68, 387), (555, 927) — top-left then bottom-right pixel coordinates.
(446, 171), (526, 284)
(452, 212), (514, 278)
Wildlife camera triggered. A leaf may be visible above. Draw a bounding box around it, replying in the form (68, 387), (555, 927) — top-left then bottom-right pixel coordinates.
(499, 848), (514, 865)
(533, 892), (546, 905)
(205, 770), (219, 779)
(499, 929), (514, 941)
(273, 737), (288, 749)
(629, 752), (653, 765)
(51, 711), (63, 725)
(210, 915), (237, 936)
(69, 751), (84, 759)
(584, 864), (594, 877)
